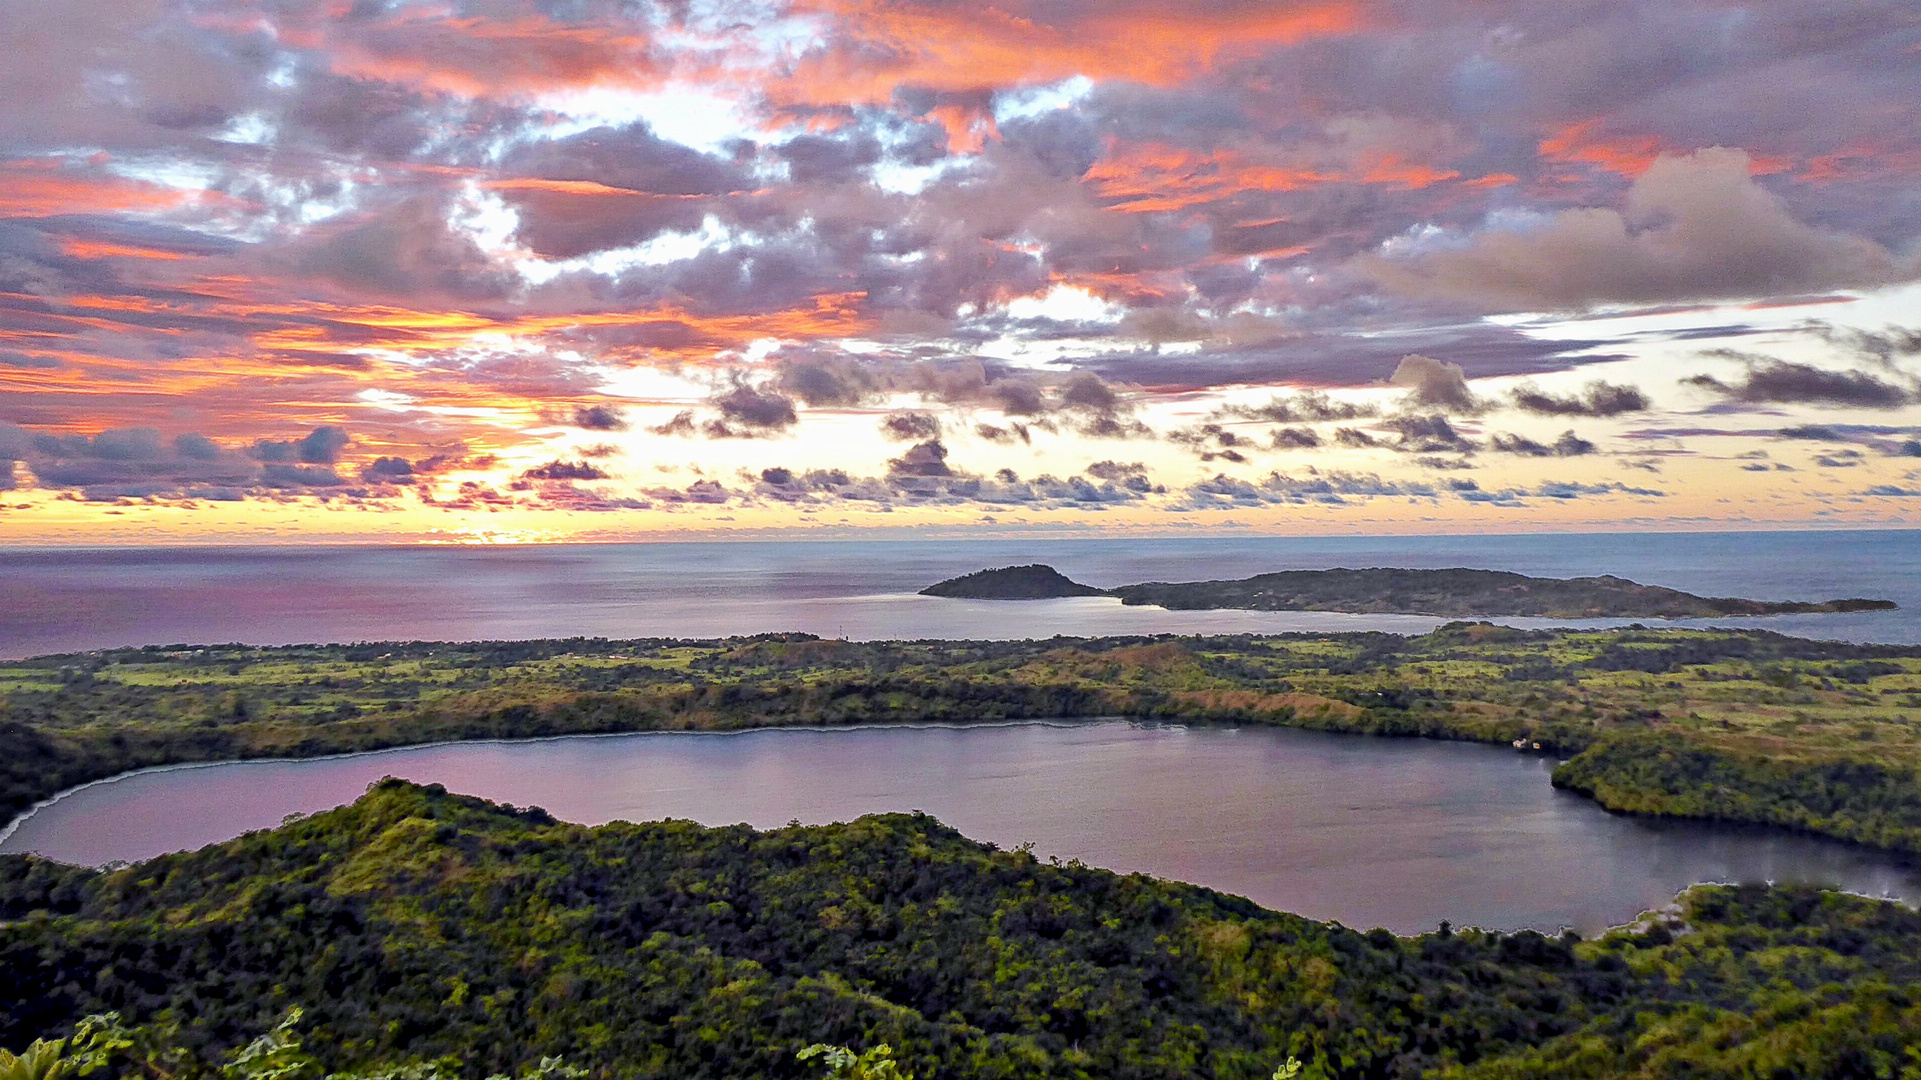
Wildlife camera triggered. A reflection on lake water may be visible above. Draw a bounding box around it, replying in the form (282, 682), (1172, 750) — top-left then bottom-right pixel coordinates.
(5, 721), (1913, 935)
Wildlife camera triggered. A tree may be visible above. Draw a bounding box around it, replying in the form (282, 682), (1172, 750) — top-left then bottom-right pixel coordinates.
(797, 1045), (912, 1080)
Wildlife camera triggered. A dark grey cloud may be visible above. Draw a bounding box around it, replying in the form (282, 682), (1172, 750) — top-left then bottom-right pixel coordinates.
(1169, 423), (1258, 462)
(1511, 381), (1649, 417)
(974, 422), (1030, 444)
(651, 411), (698, 437)
(522, 460), (610, 481)
(361, 456), (416, 482)
(173, 432), (219, 460)
(259, 463), (344, 488)
(1216, 391), (1376, 423)
(1454, 480), (1666, 505)
(1491, 430), (1597, 457)
(568, 405), (628, 431)
(501, 123), (747, 195)
(769, 354), (1089, 419)
(524, 484), (652, 513)
(1086, 459), (1145, 480)
(1805, 322), (1921, 366)
(1069, 322), (1627, 391)
(252, 426), (349, 465)
(1059, 372), (1120, 412)
(14, 424), (366, 500)
(636, 479), (731, 505)
(1073, 413), (1154, 440)
(888, 439), (955, 478)
(880, 411), (941, 441)
(1185, 470), (1438, 508)
(777, 355), (886, 407)
(744, 446), (1155, 510)
(500, 188), (710, 263)
(1684, 359), (1913, 408)
(284, 195), (515, 303)
(776, 131), (886, 186)
(0, 350), (59, 369)
(713, 383), (800, 431)
(1381, 414), (1477, 453)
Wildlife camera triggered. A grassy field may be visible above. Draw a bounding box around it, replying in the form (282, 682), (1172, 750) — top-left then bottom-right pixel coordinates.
(6, 624), (1921, 852)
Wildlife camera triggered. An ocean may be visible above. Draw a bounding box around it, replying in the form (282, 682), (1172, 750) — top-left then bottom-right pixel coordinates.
(3, 530), (1918, 657)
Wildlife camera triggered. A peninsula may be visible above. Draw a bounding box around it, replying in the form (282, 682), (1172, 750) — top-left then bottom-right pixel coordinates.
(920, 565), (1896, 619)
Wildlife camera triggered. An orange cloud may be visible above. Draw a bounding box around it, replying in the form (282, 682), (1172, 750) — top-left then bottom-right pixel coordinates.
(925, 104), (998, 155)
(0, 160), (208, 218)
(1084, 141), (1466, 215)
(1086, 144), (1330, 213)
(56, 238), (199, 262)
(307, 12), (668, 99)
(1540, 122), (1790, 179)
(1797, 144), (1921, 183)
(777, 0), (1365, 106)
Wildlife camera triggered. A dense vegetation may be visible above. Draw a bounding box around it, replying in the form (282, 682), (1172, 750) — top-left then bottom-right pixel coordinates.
(1107, 568), (1894, 617)
(918, 565), (1106, 599)
(4, 782), (1920, 1079)
(922, 564), (1894, 618)
(6, 625), (1921, 851)
(918, 565), (1894, 617)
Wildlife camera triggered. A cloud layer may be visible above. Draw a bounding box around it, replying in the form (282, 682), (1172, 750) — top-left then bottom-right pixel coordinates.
(0, 0), (1918, 533)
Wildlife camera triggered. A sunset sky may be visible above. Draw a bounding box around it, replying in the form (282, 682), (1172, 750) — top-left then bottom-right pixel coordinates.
(2, 0), (1919, 543)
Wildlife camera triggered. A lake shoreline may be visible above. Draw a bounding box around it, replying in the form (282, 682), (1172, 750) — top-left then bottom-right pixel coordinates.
(1, 684), (1911, 861)
(0, 716), (1118, 850)
(8, 715), (1919, 940)
(8, 720), (1920, 939)
(11, 626), (1921, 900)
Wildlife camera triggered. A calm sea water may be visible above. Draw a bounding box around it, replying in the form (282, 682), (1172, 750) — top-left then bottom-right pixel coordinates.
(3, 530), (1919, 657)
(3, 722), (1913, 935)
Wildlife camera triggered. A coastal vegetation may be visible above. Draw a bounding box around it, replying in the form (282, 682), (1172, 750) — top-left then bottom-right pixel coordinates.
(919, 565), (1896, 618)
(918, 565), (1106, 600)
(5, 780), (1921, 1079)
(6, 626), (1921, 854)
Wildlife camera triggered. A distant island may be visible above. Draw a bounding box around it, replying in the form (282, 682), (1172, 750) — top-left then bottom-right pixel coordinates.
(920, 564), (1896, 619)
(918, 564), (1109, 599)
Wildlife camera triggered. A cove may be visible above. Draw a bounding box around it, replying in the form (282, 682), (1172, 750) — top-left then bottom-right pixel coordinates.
(5, 720), (1915, 935)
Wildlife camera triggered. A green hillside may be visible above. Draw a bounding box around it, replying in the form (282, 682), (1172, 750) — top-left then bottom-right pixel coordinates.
(4, 781), (1920, 1079)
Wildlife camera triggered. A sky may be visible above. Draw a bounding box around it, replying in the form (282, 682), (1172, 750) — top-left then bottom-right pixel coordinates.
(1, 0), (1919, 543)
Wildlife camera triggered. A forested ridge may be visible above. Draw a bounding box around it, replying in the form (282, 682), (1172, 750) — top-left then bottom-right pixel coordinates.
(919, 564), (1896, 618)
(5, 781), (1921, 1079)
(6, 624), (1921, 852)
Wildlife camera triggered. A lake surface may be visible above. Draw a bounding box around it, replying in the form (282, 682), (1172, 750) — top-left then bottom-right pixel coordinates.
(3, 530), (1919, 656)
(6, 721), (1914, 935)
